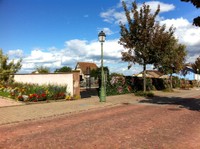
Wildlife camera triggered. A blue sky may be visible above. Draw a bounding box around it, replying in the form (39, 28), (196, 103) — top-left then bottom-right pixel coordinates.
(0, 0), (200, 78)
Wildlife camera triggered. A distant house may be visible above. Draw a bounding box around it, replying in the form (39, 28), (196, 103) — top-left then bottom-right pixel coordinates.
(75, 62), (98, 81)
(133, 70), (167, 78)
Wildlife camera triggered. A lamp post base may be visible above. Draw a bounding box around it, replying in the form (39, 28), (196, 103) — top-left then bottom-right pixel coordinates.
(99, 87), (106, 102)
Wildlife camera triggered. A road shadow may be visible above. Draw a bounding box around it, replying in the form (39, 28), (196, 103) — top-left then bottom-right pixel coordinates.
(139, 95), (200, 111)
(80, 88), (99, 98)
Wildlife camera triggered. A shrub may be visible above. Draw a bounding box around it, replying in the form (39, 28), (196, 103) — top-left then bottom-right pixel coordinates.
(134, 91), (154, 97)
(106, 76), (132, 96)
(101, 76), (183, 96)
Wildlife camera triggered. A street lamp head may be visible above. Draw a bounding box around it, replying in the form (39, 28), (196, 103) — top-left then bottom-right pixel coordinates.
(98, 31), (106, 42)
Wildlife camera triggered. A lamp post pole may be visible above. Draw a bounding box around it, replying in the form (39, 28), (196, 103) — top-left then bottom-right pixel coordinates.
(197, 68), (199, 88)
(98, 31), (106, 102)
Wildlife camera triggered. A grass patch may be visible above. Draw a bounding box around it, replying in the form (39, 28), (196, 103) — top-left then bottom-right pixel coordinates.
(162, 88), (174, 92)
(134, 91), (154, 97)
(0, 91), (11, 98)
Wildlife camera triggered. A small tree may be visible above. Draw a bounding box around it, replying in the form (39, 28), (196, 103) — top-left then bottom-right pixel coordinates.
(54, 66), (72, 73)
(152, 28), (187, 90)
(90, 66), (109, 79)
(119, 1), (162, 92)
(0, 49), (22, 82)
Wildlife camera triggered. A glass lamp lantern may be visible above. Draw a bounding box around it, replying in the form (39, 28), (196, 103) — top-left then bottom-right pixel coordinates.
(98, 31), (106, 42)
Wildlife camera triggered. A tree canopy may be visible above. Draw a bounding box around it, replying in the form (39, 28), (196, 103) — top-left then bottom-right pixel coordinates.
(0, 49), (22, 82)
(33, 66), (50, 74)
(181, 0), (200, 26)
(54, 66), (72, 73)
(90, 66), (109, 79)
(119, 1), (179, 92)
(153, 30), (187, 75)
(119, 1), (187, 91)
(119, 1), (160, 67)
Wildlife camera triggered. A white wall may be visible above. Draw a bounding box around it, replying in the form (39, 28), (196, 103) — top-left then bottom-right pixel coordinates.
(14, 74), (73, 95)
(195, 74), (200, 81)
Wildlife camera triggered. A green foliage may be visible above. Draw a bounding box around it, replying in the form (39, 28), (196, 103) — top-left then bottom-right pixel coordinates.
(0, 82), (66, 102)
(181, 0), (200, 26)
(153, 32), (187, 74)
(134, 91), (154, 97)
(34, 66), (50, 74)
(110, 72), (123, 77)
(105, 76), (184, 96)
(125, 76), (154, 92)
(153, 33), (187, 90)
(172, 76), (181, 88)
(106, 76), (132, 96)
(54, 66), (72, 73)
(0, 49), (22, 82)
(152, 78), (166, 90)
(119, 1), (161, 66)
(191, 56), (200, 73)
(0, 91), (10, 97)
(119, 1), (178, 92)
(90, 66), (109, 79)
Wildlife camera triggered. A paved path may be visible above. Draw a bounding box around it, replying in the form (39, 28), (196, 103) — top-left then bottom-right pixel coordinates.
(0, 88), (199, 125)
(0, 97), (200, 148)
(0, 97), (24, 108)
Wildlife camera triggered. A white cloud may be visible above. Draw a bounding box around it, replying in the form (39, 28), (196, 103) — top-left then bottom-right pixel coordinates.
(144, 1), (175, 13)
(8, 49), (23, 58)
(160, 17), (200, 61)
(19, 39), (126, 74)
(100, 9), (123, 24)
(161, 17), (190, 28)
(102, 28), (114, 35)
(100, 1), (175, 24)
(19, 17), (200, 75)
(20, 49), (63, 73)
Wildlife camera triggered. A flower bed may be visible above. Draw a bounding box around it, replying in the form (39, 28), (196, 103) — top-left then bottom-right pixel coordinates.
(0, 82), (69, 102)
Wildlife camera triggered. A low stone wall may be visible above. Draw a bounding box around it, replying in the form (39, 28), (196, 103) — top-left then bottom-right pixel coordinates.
(14, 71), (80, 97)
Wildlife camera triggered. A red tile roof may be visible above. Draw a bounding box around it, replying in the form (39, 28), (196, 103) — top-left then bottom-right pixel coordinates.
(75, 62), (98, 74)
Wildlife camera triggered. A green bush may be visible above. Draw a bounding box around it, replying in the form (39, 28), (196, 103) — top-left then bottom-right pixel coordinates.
(102, 76), (183, 96)
(134, 91), (154, 97)
(106, 76), (132, 96)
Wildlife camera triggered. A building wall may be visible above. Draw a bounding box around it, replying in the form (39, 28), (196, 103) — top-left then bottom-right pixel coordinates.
(14, 71), (80, 97)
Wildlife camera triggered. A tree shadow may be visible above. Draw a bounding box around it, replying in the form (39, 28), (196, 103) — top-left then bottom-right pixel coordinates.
(139, 95), (200, 111)
(80, 88), (98, 98)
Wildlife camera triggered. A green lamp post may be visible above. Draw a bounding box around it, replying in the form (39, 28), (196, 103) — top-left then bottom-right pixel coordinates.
(197, 68), (199, 88)
(98, 31), (106, 102)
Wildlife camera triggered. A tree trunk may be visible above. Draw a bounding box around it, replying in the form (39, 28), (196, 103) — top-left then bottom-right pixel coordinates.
(143, 64), (146, 92)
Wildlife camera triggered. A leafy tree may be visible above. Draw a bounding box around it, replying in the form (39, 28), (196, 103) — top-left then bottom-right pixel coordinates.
(90, 66), (109, 79)
(191, 56), (200, 73)
(0, 49), (22, 82)
(119, 1), (167, 92)
(54, 66), (72, 73)
(34, 66), (50, 74)
(181, 0), (200, 26)
(151, 25), (187, 89)
(154, 38), (187, 89)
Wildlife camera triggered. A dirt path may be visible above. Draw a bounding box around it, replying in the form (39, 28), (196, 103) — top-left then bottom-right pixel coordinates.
(0, 103), (199, 149)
